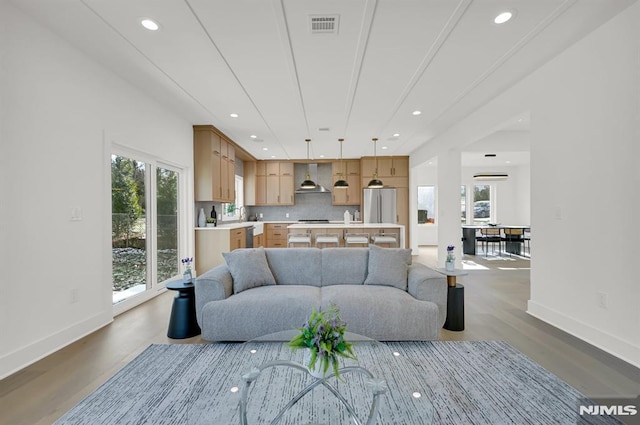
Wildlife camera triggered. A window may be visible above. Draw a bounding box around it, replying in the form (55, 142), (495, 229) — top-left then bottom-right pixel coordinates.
(417, 185), (435, 224)
(473, 184), (491, 224)
(156, 167), (179, 283)
(222, 175), (244, 221)
(111, 153), (182, 305)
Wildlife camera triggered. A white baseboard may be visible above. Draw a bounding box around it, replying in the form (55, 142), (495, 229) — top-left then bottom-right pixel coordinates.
(527, 300), (640, 369)
(0, 312), (113, 380)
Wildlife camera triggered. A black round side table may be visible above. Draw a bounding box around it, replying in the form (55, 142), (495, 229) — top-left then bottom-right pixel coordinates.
(444, 284), (465, 332)
(166, 280), (201, 339)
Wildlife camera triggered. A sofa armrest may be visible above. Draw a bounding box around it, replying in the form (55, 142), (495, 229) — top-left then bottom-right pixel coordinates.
(407, 264), (447, 327)
(194, 264), (233, 325)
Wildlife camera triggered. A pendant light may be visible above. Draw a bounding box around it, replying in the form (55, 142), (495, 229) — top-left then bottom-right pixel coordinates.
(334, 138), (349, 189)
(300, 138), (317, 189)
(367, 137), (384, 188)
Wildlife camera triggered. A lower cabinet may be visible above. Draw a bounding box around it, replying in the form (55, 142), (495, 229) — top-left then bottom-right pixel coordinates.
(253, 233), (264, 248)
(265, 223), (289, 247)
(194, 227), (247, 275)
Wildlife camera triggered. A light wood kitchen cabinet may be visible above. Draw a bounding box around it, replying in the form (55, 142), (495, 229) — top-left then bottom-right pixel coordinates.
(253, 233), (264, 248)
(254, 161), (294, 206)
(361, 156), (409, 178)
(332, 159), (361, 206)
(193, 125), (236, 203)
(229, 227), (246, 251)
(195, 227), (247, 275)
(265, 223), (288, 247)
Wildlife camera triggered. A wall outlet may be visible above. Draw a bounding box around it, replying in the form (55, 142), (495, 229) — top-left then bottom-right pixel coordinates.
(285, 212), (290, 218)
(597, 291), (607, 309)
(70, 207), (83, 221)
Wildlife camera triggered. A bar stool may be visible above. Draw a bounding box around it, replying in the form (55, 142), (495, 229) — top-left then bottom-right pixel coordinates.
(287, 233), (312, 247)
(344, 233), (369, 247)
(371, 232), (398, 247)
(315, 233), (340, 248)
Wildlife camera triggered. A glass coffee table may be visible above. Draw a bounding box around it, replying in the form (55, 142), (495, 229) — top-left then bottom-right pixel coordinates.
(213, 330), (434, 425)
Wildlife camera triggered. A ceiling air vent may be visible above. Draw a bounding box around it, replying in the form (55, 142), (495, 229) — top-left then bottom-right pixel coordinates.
(310, 15), (339, 34)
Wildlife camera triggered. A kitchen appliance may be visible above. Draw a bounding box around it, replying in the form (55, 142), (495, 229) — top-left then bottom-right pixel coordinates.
(245, 225), (254, 248)
(363, 188), (397, 224)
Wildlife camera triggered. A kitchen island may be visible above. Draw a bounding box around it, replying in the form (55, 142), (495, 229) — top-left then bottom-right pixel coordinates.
(288, 222), (406, 248)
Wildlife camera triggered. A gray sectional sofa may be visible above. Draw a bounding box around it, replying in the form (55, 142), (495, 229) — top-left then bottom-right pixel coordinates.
(194, 245), (447, 341)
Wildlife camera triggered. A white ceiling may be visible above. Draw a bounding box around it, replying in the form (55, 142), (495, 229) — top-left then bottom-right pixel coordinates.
(13, 0), (636, 161)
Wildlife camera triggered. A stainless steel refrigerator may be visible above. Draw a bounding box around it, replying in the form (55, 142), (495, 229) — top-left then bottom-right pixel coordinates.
(363, 188), (397, 223)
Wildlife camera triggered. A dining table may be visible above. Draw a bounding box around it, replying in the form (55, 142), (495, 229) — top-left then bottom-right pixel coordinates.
(461, 224), (530, 256)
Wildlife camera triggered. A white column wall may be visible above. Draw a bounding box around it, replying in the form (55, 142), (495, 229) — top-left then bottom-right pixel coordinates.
(437, 150), (462, 267)
(0, 2), (194, 378)
(410, 2), (640, 367)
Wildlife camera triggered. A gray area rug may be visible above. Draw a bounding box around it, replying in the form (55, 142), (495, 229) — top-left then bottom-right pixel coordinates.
(55, 341), (621, 425)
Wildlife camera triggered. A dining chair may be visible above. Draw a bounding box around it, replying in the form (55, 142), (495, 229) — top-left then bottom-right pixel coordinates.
(502, 228), (524, 257)
(479, 228), (501, 256)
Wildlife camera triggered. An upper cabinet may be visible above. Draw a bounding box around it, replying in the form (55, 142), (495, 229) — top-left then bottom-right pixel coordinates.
(361, 156), (409, 178)
(193, 125), (236, 203)
(331, 159), (361, 206)
(246, 160), (294, 206)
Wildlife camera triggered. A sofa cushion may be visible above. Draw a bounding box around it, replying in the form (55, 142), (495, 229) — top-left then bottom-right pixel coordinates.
(363, 244), (412, 290)
(222, 247), (276, 293)
(265, 248), (322, 286)
(321, 248), (368, 286)
(200, 286), (321, 341)
(320, 285), (440, 340)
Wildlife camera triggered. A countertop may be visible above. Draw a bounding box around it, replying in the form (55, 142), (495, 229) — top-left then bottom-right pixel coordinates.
(288, 222), (403, 229)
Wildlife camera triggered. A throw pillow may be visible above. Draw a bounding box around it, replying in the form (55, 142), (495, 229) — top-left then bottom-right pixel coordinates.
(363, 244), (412, 290)
(222, 247), (276, 294)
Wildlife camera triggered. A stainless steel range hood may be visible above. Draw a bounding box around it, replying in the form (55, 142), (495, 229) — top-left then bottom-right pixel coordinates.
(295, 163), (331, 193)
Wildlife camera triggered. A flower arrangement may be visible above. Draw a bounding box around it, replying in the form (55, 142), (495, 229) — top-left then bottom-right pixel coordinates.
(446, 245), (455, 263)
(181, 257), (193, 283)
(287, 304), (357, 379)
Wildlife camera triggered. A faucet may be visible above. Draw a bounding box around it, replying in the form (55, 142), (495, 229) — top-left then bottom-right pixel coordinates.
(239, 206), (246, 221)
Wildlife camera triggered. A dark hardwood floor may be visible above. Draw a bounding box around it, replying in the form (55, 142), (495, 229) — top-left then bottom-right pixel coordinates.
(1, 247), (638, 425)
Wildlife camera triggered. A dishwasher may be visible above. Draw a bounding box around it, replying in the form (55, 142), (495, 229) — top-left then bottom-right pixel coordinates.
(245, 225), (255, 248)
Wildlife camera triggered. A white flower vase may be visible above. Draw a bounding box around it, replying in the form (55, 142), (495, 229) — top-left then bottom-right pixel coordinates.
(183, 267), (193, 284)
(304, 349), (326, 379)
(198, 208), (206, 227)
(445, 260), (455, 272)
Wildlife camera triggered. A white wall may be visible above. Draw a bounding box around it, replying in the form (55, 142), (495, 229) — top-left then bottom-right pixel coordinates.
(0, 2), (194, 378)
(411, 2), (640, 367)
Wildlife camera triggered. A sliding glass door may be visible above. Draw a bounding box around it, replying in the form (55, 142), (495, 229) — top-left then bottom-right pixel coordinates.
(111, 153), (182, 305)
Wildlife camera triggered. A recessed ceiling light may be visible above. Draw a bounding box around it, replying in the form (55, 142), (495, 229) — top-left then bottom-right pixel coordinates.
(381, 146), (388, 150)
(230, 113), (239, 118)
(140, 19), (159, 31)
(412, 110), (422, 116)
(319, 155), (325, 158)
(262, 147), (268, 151)
(271, 155), (276, 158)
(393, 133), (400, 137)
(494, 11), (513, 24)
(250, 134), (257, 138)
(506, 160), (511, 164)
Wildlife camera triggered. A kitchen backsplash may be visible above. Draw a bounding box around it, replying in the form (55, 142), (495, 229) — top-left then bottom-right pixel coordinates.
(245, 193), (359, 221)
